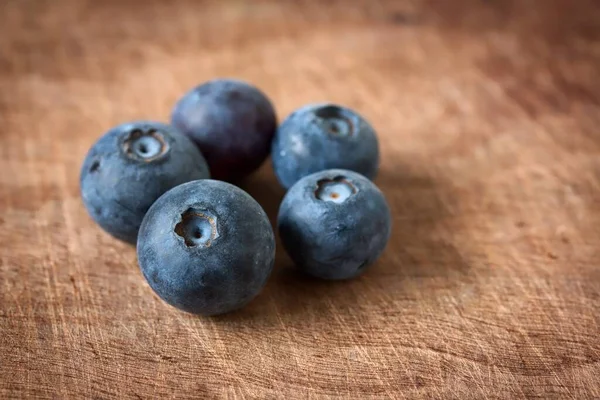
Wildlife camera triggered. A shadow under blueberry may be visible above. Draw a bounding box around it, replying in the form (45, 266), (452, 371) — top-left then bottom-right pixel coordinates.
(215, 164), (472, 323)
(237, 162), (286, 227)
(374, 166), (471, 281)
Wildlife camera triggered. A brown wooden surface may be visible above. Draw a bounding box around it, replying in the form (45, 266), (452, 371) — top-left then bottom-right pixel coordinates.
(1, 0), (600, 398)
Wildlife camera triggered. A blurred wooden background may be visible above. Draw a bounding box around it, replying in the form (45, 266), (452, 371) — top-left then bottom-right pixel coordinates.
(1, 0), (599, 398)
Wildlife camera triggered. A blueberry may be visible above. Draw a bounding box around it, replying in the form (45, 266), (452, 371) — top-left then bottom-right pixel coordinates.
(80, 121), (210, 244)
(278, 169), (391, 280)
(272, 103), (379, 189)
(137, 180), (275, 315)
(171, 79), (277, 182)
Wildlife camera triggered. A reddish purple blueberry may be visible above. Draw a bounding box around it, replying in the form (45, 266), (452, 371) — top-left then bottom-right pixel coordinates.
(171, 79), (277, 182)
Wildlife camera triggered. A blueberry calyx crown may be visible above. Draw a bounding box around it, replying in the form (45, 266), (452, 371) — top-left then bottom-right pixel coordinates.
(122, 128), (169, 162)
(314, 105), (355, 138)
(174, 208), (219, 248)
(314, 176), (358, 204)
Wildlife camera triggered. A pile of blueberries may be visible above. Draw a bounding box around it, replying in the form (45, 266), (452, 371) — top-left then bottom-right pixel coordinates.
(80, 79), (392, 316)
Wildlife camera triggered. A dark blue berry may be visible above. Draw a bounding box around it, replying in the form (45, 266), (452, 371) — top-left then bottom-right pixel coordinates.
(80, 121), (210, 244)
(171, 79), (277, 182)
(278, 169), (391, 280)
(272, 103), (379, 189)
(137, 180), (275, 315)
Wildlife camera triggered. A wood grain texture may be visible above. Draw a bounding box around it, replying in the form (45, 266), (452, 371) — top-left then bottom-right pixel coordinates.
(1, 0), (599, 398)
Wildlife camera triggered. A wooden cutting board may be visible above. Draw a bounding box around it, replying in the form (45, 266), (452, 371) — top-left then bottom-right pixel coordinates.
(1, 0), (599, 398)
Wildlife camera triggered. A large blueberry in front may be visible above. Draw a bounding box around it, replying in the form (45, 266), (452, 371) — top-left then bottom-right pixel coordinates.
(272, 103), (379, 189)
(80, 121), (210, 244)
(278, 169), (391, 280)
(137, 180), (275, 315)
(171, 79), (277, 182)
